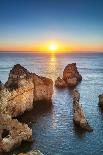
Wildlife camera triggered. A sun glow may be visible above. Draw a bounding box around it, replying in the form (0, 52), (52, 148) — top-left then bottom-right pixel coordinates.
(48, 44), (58, 52)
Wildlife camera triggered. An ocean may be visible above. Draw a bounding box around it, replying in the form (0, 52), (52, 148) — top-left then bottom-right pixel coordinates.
(0, 52), (103, 155)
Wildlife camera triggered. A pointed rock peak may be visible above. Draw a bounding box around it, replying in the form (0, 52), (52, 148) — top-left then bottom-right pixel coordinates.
(9, 64), (31, 79)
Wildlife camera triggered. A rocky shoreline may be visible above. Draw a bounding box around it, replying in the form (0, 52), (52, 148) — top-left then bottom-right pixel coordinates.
(0, 64), (53, 153)
(0, 63), (102, 154)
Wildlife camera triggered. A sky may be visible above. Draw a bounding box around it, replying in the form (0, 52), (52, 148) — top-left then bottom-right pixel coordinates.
(0, 0), (103, 52)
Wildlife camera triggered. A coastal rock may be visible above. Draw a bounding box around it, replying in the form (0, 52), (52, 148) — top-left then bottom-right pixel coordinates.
(0, 64), (53, 117)
(63, 63), (82, 86)
(98, 94), (103, 108)
(73, 89), (93, 132)
(18, 150), (44, 155)
(0, 114), (32, 152)
(55, 77), (67, 88)
(55, 63), (82, 88)
(0, 64), (53, 152)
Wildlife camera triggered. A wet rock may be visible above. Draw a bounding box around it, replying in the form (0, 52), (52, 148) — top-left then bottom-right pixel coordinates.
(98, 94), (103, 108)
(73, 89), (93, 132)
(18, 150), (44, 155)
(0, 114), (32, 152)
(55, 63), (82, 88)
(0, 64), (53, 117)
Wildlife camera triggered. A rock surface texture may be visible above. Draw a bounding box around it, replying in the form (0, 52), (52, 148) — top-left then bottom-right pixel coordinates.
(0, 64), (53, 117)
(72, 89), (93, 132)
(0, 64), (53, 152)
(18, 150), (44, 155)
(55, 63), (82, 88)
(98, 94), (103, 108)
(0, 114), (32, 152)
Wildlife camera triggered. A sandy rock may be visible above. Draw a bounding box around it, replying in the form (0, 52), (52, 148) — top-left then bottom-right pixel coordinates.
(0, 114), (32, 152)
(0, 64), (53, 117)
(73, 89), (93, 132)
(55, 63), (82, 88)
(55, 77), (67, 88)
(18, 150), (44, 155)
(98, 94), (103, 108)
(63, 63), (82, 86)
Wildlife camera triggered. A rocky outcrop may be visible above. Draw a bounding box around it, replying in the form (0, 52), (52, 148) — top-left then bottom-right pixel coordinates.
(0, 64), (53, 152)
(55, 77), (67, 88)
(55, 63), (82, 88)
(0, 114), (32, 152)
(18, 150), (44, 155)
(0, 64), (53, 117)
(72, 89), (93, 132)
(98, 94), (103, 108)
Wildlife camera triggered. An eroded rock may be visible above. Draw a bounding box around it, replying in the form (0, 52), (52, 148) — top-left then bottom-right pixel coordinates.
(0, 64), (53, 152)
(0, 64), (53, 117)
(98, 94), (103, 108)
(55, 63), (82, 88)
(73, 89), (93, 132)
(0, 114), (32, 152)
(18, 150), (44, 155)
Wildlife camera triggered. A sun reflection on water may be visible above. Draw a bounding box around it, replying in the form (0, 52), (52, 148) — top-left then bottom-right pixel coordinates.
(47, 54), (60, 82)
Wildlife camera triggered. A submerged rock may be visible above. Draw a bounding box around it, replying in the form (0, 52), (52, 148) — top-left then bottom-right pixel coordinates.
(73, 89), (93, 132)
(55, 63), (82, 88)
(0, 64), (53, 117)
(0, 114), (32, 152)
(98, 94), (103, 108)
(18, 150), (44, 155)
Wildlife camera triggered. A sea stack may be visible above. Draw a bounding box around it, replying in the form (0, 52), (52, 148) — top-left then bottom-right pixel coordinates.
(98, 94), (103, 108)
(72, 89), (93, 132)
(55, 63), (82, 88)
(0, 64), (53, 152)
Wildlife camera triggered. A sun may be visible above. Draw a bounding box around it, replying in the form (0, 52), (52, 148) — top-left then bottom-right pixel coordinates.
(48, 44), (58, 52)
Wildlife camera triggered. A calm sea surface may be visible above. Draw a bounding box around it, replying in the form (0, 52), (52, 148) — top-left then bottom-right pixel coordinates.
(0, 52), (103, 155)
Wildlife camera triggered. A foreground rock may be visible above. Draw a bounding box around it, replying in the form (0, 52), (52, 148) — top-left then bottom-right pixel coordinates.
(0, 64), (53, 117)
(73, 89), (93, 132)
(0, 114), (32, 152)
(0, 64), (53, 152)
(18, 150), (44, 155)
(55, 63), (82, 88)
(98, 94), (103, 108)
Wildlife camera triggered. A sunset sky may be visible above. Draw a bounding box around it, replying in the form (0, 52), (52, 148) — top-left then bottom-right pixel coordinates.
(0, 0), (103, 52)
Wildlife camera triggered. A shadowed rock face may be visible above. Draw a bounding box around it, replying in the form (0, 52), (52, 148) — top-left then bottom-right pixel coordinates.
(0, 114), (32, 152)
(55, 63), (82, 88)
(99, 94), (103, 108)
(0, 64), (53, 152)
(73, 89), (93, 132)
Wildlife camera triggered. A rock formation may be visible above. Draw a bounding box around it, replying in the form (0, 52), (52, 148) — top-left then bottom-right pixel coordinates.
(18, 150), (44, 155)
(98, 94), (103, 108)
(0, 64), (53, 117)
(72, 89), (93, 132)
(0, 64), (53, 152)
(55, 63), (82, 88)
(0, 114), (32, 152)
